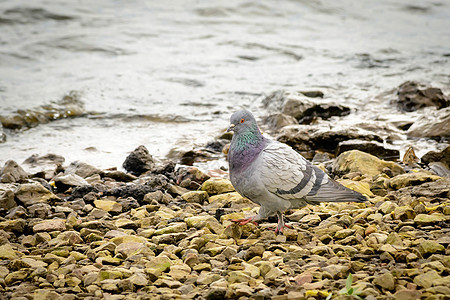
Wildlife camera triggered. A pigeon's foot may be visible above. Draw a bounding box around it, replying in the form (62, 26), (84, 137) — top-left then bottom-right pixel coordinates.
(230, 216), (258, 226)
(273, 212), (292, 234)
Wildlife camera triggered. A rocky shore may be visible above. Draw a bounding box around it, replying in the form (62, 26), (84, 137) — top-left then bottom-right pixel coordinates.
(0, 82), (449, 300)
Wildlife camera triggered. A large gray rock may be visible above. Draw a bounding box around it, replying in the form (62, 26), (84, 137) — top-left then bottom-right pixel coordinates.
(123, 145), (154, 176)
(65, 161), (101, 178)
(407, 107), (450, 138)
(395, 81), (449, 112)
(0, 160), (28, 183)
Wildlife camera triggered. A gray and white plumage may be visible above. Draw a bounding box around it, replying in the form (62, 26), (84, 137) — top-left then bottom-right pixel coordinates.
(227, 109), (367, 232)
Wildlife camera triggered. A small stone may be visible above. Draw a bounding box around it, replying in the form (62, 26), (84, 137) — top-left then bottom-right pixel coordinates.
(244, 244), (265, 261)
(185, 215), (223, 234)
(201, 178), (235, 195)
(168, 264), (191, 281)
(394, 289), (421, 300)
(129, 273), (149, 286)
(322, 264), (349, 279)
(418, 240), (445, 256)
(413, 270), (441, 289)
(5, 270), (28, 285)
(334, 229), (355, 239)
(154, 223), (187, 235)
(94, 199), (123, 213)
(145, 255), (172, 280)
(228, 271), (252, 283)
(389, 172), (441, 190)
(181, 190), (209, 204)
(0, 243), (19, 260)
(197, 272), (221, 285)
(379, 201), (398, 215)
(264, 267), (286, 280)
(373, 272), (395, 291)
(54, 173), (88, 192)
(414, 213), (446, 226)
(242, 262), (260, 278)
(33, 219), (66, 233)
(193, 263), (211, 272)
(0, 219), (26, 234)
(394, 206), (416, 221)
(15, 182), (59, 207)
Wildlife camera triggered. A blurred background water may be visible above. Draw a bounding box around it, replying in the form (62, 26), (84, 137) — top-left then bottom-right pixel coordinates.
(0, 0), (449, 169)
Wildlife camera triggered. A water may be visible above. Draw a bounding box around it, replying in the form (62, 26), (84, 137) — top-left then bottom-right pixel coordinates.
(0, 0), (449, 169)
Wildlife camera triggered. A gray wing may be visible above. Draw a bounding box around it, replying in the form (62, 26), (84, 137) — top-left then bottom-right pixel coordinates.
(260, 141), (366, 204)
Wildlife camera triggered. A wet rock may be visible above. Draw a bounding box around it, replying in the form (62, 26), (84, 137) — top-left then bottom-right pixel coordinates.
(278, 124), (383, 153)
(407, 107), (450, 138)
(263, 90), (350, 123)
(262, 113), (298, 131)
(421, 145), (450, 169)
(22, 153), (65, 178)
(333, 150), (404, 177)
(54, 173), (88, 192)
(201, 178), (235, 195)
(0, 160), (28, 183)
(389, 171), (441, 189)
(15, 182), (59, 207)
(65, 161), (101, 178)
(395, 81), (449, 112)
(409, 178), (450, 198)
(122, 145), (155, 175)
(176, 166), (210, 190)
(336, 140), (399, 160)
(373, 272), (395, 291)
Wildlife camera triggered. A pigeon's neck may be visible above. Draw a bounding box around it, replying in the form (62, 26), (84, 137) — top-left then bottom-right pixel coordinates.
(229, 125), (265, 172)
(233, 125), (264, 152)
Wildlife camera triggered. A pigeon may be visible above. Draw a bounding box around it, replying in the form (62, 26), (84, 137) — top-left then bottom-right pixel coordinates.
(227, 109), (367, 233)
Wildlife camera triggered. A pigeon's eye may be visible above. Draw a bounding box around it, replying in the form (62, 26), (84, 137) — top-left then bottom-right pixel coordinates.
(240, 118), (245, 123)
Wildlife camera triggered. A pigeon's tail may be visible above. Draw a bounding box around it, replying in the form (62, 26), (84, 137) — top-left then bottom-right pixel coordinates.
(304, 178), (367, 203)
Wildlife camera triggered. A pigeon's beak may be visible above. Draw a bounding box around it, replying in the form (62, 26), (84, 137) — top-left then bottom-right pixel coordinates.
(227, 124), (235, 132)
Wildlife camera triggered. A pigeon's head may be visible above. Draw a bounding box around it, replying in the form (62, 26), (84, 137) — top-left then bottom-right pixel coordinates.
(227, 109), (258, 134)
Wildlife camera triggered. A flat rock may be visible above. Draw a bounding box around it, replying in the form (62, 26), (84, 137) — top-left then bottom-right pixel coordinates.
(336, 139), (399, 160)
(414, 213), (446, 226)
(33, 219), (66, 233)
(407, 107), (450, 138)
(94, 199), (122, 213)
(0, 243), (19, 260)
(389, 172), (441, 189)
(333, 150), (405, 177)
(15, 182), (59, 207)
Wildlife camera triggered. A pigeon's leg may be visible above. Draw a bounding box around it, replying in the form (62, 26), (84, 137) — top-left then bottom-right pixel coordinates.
(230, 216), (259, 226)
(274, 212), (292, 233)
